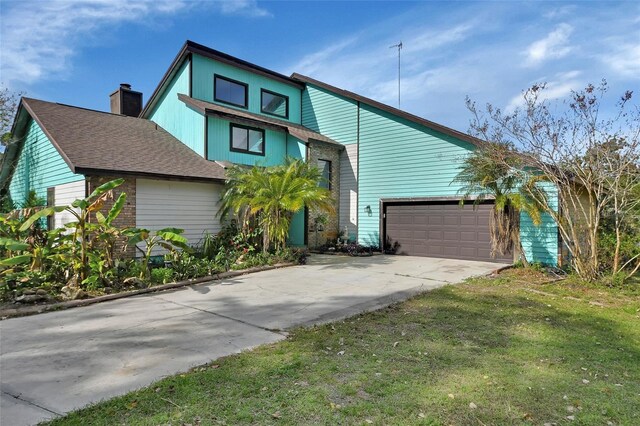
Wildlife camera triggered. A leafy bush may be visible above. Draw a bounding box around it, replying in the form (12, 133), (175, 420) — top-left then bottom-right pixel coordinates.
(150, 267), (175, 285)
(316, 240), (377, 256)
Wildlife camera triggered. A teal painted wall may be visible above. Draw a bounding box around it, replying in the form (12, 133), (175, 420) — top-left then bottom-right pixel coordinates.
(206, 116), (288, 166)
(286, 135), (306, 160)
(301, 85), (358, 144)
(192, 54), (302, 124)
(148, 58), (205, 156)
(286, 134), (306, 246)
(520, 184), (558, 265)
(355, 103), (558, 265)
(9, 119), (84, 206)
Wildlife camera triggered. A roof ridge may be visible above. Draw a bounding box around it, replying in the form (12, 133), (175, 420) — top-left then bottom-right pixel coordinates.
(23, 97), (146, 120)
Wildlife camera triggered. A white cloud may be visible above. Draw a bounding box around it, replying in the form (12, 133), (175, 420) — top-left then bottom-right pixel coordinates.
(288, 36), (360, 77)
(524, 23), (574, 66)
(219, 0), (271, 18)
(0, 0), (272, 87)
(505, 70), (583, 112)
(602, 43), (640, 77)
(542, 5), (577, 20)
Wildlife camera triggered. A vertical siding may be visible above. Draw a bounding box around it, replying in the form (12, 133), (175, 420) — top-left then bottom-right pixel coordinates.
(286, 135), (306, 246)
(286, 135), (306, 160)
(207, 116), (287, 167)
(192, 54), (302, 124)
(301, 85), (358, 144)
(136, 179), (223, 255)
(9, 119), (83, 206)
(339, 144), (358, 240)
(148, 58), (205, 157)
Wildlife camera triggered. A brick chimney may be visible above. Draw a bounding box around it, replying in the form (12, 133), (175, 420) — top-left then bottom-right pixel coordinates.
(110, 83), (143, 117)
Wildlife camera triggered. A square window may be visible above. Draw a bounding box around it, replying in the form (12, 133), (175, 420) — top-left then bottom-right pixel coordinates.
(214, 75), (248, 108)
(261, 89), (288, 118)
(230, 124), (265, 155)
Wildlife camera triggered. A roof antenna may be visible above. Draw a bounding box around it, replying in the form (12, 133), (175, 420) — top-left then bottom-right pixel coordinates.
(389, 41), (402, 108)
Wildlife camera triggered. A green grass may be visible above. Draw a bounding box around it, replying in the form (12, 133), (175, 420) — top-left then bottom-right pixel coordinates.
(49, 270), (640, 425)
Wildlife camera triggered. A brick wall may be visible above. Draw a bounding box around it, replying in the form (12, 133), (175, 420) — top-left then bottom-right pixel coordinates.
(307, 142), (341, 247)
(86, 175), (136, 258)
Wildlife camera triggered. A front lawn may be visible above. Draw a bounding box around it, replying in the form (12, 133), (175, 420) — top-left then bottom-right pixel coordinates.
(50, 270), (640, 425)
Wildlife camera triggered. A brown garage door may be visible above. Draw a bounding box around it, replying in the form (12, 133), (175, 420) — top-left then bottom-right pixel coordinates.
(384, 201), (512, 263)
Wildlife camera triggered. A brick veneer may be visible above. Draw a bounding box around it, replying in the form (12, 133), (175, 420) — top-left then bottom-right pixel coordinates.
(307, 141), (341, 247)
(86, 175), (137, 258)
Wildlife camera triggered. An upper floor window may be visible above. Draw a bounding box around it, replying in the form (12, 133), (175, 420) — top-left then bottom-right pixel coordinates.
(261, 89), (288, 118)
(318, 159), (332, 189)
(230, 124), (265, 155)
(214, 75), (248, 108)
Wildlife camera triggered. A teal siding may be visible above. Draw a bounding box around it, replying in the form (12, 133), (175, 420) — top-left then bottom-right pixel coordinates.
(9, 119), (83, 206)
(301, 85), (358, 144)
(356, 103), (558, 265)
(357, 104), (474, 246)
(520, 184), (558, 265)
(288, 210), (305, 246)
(149, 58), (205, 156)
(192, 54), (302, 124)
(285, 135), (306, 246)
(207, 116), (287, 167)
(286, 135), (306, 160)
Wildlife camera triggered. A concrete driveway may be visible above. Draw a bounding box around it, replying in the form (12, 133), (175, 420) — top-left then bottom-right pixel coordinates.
(0, 254), (498, 425)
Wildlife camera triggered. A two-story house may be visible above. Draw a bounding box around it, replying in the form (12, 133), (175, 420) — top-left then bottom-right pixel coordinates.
(0, 40), (559, 264)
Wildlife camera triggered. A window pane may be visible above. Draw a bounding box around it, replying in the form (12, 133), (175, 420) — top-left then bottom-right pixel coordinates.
(261, 91), (287, 117)
(248, 129), (264, 153)
(318, 160), (331, 189)
(232, 127), (248, 150)
(215, 77), (246, 107)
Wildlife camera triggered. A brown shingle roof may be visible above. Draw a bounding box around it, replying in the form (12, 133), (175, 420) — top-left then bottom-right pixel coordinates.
(178, 94), (343, 149)
(20, 98), (226, 181)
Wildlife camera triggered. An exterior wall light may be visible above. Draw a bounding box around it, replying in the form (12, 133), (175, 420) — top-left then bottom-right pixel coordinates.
(364, 205), (372, 216)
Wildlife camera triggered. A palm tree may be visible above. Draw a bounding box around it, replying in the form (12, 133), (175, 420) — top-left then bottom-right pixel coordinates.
(221, 157), (334, 253)
(453, 143), (542, 266)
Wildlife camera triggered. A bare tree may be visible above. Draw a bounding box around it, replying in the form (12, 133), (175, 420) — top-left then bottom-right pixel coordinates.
(466, 81), (639, 281)
(1, 86), (23, 146)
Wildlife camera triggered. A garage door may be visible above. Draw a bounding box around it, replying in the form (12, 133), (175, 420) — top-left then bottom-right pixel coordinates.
(384, 201), (512, 263)
(136, 179), (223, 256)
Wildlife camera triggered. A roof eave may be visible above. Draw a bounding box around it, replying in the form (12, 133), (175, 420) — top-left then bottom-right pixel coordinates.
(76, 167), (226, 184)
(291, 73), (485, 149)
(141, 40), (304, 119)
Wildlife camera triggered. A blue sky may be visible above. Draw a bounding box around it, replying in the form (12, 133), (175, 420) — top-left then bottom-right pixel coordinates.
(1, 0), (638, 133)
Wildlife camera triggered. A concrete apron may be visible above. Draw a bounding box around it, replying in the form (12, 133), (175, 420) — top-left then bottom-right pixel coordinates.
(0, 254), (499, 425)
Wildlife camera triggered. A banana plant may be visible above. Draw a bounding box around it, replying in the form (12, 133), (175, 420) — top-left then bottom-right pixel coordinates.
(123, 227), (190, 279)
(19, 179), (125, 284)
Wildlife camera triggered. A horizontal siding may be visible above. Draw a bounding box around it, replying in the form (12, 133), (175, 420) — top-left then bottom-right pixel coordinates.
(357, 103), (475, 247)
(520, 183), (558, 265)
(149, 58), (205, 157)
(302, 85), (358, 144)
(355, 102), (557, 264)
(53, 180), (85, 229)
(9, 119), (83, 207)
(136, 179), (223, 255)
(339, 144), (358, 240)
(207, 116), (287, 166)
(192, 54), (302, 124)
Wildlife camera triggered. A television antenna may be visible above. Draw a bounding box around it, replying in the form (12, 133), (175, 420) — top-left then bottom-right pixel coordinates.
(389, 41), (403, 108)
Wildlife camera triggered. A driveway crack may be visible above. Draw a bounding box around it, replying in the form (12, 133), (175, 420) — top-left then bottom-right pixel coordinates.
(2, 389), (61, 416)
(150, 295), (287, 336)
